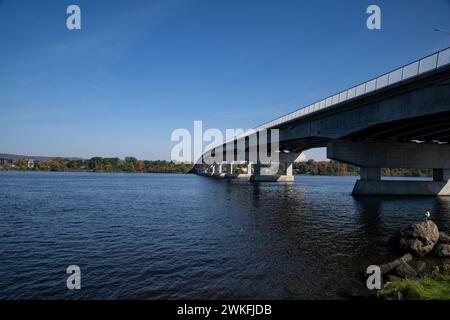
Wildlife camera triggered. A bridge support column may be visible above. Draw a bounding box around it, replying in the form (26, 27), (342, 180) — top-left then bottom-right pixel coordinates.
(214, 163), (227, 178)
(207, 165), (213, 176)
(249, 152), (302, 182)
(433, 169), (450, 182)
(212, 163), (225, 178)
(247, 162), (253, 175)
(202, 164), (208, 176)
(327, 140), (450, 196)
(284, 159), (294, 179)
(211, 163), (219, 176)
(224, 162), (235, 178)
(248, 162), (269, 181)
(360, 168), (381, 181)
(253, 162), (261, 175)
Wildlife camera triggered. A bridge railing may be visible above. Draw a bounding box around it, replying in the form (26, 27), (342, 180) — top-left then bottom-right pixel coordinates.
(255, 47), (450, 131)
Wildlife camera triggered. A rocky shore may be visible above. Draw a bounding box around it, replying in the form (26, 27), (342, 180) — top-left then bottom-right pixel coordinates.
(347, 219), (450, 299)
(377, 219), (450, 299)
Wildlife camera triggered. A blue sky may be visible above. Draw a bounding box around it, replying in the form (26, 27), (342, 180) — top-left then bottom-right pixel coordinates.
(0, 0), (449, 160)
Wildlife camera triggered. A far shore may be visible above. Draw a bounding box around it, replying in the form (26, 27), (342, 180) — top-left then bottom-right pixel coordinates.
(0, 157), (434, 177)
(0, 169), (435, 180)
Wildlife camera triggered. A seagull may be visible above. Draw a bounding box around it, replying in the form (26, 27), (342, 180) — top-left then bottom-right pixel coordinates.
(425, 211), (431, 220)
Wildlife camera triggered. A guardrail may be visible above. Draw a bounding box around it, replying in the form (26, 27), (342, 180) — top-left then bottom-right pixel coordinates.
(255, 47), (450, 130)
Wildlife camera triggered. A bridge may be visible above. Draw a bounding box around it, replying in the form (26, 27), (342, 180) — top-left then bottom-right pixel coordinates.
(194, 47), (450, 196)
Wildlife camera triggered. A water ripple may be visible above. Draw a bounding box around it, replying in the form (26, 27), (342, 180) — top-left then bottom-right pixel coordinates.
(1, 172), (450, 299)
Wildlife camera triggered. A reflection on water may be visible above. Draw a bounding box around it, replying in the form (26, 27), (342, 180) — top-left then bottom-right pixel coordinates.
(0, 172), (449, 299)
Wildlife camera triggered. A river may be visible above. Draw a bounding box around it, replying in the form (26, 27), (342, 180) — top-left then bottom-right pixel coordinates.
(1, 172), (449, 299)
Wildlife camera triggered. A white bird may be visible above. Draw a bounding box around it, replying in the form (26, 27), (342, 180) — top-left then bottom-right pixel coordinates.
(425, 211), (431, 220)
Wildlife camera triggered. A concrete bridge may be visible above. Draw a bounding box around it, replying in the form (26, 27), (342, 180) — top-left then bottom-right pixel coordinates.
(194, 47), (450, 196)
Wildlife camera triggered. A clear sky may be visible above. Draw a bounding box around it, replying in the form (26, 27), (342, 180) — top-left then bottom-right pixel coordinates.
(0, 0), (449, 160)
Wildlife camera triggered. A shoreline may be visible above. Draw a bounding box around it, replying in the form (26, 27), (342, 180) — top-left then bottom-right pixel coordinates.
(0, 169), (192, 174)
(0, 169), (436, 179)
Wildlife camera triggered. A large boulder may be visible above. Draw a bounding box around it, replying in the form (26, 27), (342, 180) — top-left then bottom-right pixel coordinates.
(433, 232), (450, 257)
(399, 220), (439, 256)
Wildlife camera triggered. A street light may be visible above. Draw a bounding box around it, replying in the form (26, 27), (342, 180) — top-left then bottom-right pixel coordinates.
(434, 28), (450, 35)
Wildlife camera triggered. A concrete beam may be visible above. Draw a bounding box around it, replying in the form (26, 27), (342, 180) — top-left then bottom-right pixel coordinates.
(353, 180), (450, 196)
(327, 140), (450, 169)
(360, 168), (381, 181)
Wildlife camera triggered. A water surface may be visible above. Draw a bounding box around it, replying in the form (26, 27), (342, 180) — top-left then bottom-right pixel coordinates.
(1, 172), (449, 299)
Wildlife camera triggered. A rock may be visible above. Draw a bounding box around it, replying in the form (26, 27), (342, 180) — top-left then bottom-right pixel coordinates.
(379, 254), (413, 274)
(431, 266), (440, 278)
(433, 243), (450, 257)
(408, 260), (427, 275)
(385, 274), (403, 283)
(395, 261), (418, 279)
(399, 220), (439, 256)
(438, 231), (450, 244)
(441, 263), (450, 273)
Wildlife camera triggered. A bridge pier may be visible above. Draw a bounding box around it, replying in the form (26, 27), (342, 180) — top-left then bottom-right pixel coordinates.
(199, 153), (301, 182)
(433, 169), (450, 182)
(215, 162), (224, 177)
(248, 153), (301, 182)
(201, 163), (208, 176)
(225, 162), (233, 177)
(284, 158), (294, 178)
(327, 141), (450, 196)
(352, 175), (450, 196)
(247, 162), (253, 175)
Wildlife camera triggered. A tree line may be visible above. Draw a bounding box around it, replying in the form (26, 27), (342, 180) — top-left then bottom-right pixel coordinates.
(293, 160), (431, 177)
(6, 157), (192, 173)
(1, 157), (432, 177)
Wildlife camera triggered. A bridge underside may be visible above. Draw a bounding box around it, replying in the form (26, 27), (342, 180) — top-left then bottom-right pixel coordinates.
(343, 111), (450, 143)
